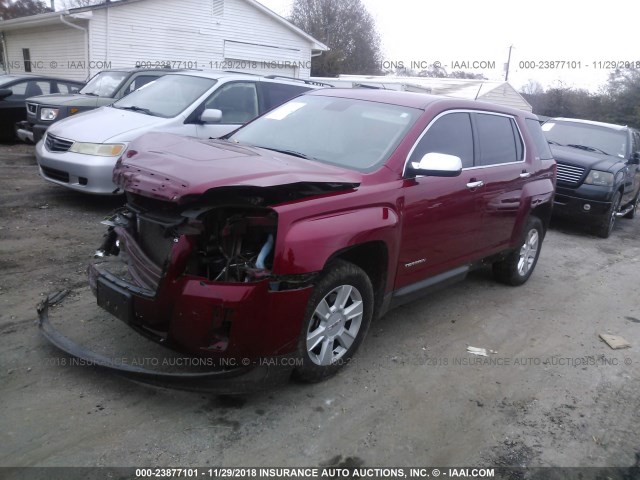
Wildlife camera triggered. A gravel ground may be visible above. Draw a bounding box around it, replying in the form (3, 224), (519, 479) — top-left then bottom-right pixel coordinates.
(1, 143), (639, 473)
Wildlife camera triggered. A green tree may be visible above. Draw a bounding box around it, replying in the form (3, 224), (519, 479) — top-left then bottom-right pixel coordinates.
(290, 0), (382, 76)
(0, 0), (50, 20)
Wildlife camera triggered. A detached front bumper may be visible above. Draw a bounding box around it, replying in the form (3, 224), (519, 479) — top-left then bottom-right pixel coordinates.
(37, 291), (297, 393)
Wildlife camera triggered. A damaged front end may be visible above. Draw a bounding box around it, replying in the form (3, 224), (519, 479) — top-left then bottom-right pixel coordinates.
(86, 190), (317, 360)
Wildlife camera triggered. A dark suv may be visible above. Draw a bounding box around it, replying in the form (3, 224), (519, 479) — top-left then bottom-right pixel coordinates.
(40, 90), (556, 391)
(17, 68), (177, 143)
(544, 118), (640, 237)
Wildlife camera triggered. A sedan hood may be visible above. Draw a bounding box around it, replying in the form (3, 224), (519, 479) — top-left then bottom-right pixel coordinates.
(551, 144), (625, 172)
(47, 106), (166, 143)
(28, 93), (101, 108)
(115, 133), (362, 203)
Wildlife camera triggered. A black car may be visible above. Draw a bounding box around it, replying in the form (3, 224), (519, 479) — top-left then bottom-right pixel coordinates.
(17, 68), (178, 144)
(0, 74), (84, 143)
(544, 117), (640, 237)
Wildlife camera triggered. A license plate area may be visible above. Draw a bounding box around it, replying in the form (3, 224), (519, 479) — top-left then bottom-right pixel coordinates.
(97, 277), (133, 324)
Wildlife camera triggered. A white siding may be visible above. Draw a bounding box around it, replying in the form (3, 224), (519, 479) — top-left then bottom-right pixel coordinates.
(479, 84), (532, 112)
(4, 24), (87, 81)
(87, 0), (314, 78)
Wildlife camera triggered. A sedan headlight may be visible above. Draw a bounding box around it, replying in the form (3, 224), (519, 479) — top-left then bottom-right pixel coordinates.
(69, 142), (126, 157)
(584, 170), (614, 186)
(40, 108), (59, 121)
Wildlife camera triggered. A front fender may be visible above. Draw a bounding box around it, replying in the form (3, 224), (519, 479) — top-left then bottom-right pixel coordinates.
(275, 206), (400, 274)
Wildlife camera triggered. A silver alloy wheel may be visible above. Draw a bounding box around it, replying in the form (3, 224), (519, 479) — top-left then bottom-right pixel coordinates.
(306, 284), (364, 366)
(517, 228), (539, 276)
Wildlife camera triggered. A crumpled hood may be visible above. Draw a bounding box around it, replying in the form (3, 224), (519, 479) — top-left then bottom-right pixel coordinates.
(115, 133), (362, 203)
(47, 106), (166, 143)
(28, 93), (101, 108)
(551, 145), (626, 172)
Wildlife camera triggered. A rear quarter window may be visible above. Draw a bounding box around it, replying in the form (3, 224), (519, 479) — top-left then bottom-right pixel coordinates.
(526, 118), (553, 160)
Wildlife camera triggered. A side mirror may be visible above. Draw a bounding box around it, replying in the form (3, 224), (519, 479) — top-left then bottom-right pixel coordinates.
(407, 152), (463, 177)
(628, 152), (640, 165)
(0, 88), (12, 101)
(200, 108), (222, 124)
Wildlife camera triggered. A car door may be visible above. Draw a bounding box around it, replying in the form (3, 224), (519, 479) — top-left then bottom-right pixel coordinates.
(624, 131), (640, 203)
(0, 80), (52, 138)
(472, 112), (527, 253)
(195, 81), (259, 139)
(396, 111), (484, 289)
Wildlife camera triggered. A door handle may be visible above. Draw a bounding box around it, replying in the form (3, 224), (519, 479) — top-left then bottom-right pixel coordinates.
(466, 180), (484, 189)
(520, 171), (532, 178)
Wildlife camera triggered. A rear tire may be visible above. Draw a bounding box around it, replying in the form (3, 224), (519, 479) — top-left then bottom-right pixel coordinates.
(493, 217), (544, 286)
(293, 260), (373, 383)
(595, 191), (621, 238)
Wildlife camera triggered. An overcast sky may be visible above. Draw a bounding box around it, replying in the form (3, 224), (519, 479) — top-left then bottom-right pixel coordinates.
(258, 0), (637, 92)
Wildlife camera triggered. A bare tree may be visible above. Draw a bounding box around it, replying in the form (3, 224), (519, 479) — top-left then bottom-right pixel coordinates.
(0, 0), (51, 20)
(290, 0), (382, 76)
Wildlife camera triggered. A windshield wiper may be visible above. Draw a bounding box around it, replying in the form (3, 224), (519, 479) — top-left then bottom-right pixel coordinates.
(257, 146), (316, 160)
(82, 92), (99, 96)
(547, 140), (563, 146)
(566, 144), (612, 156)
(116, 105), (154, 115)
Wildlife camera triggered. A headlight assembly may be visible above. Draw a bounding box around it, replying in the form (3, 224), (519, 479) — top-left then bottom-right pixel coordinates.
(584, 170), (614, 186)
(40, 108), (59, 121)
(69, 142), (126, 157)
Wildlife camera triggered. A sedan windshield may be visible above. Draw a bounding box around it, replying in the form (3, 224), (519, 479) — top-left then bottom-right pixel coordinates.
(229, 95), (421, 171)
(80, 71), (128, 97)
(543, 121), (628, 158)
(112, 75), (217, 118)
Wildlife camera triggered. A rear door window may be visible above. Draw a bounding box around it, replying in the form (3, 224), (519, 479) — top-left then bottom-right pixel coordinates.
(475, 113), (521, 166)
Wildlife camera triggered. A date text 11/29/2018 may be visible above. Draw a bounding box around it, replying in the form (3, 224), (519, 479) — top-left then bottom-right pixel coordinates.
(133, 60), (312, 69)
(518, 60), (640, 69)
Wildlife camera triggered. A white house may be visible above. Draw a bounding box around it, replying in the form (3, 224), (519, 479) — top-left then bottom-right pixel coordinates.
(0, 0), (328, 81)
(312, 75), (533, 112)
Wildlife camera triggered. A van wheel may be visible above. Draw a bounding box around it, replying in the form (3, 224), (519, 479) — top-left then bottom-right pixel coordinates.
(293, 260), (373, 383)
(493, 217), (544, 286)
(595, 191), (621, 238)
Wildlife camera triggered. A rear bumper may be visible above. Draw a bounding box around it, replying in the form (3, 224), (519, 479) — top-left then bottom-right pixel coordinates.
(37, 291), (295, 394)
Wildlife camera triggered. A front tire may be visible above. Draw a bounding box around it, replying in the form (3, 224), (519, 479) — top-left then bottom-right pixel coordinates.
(493, 217), (544, 286)
(595, 191), (621, 238)
(293, 260), (373, 383)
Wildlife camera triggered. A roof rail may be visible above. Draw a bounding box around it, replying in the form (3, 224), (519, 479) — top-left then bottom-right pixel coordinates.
(263, 75), (334, 87)
(223, 70), (262, 76)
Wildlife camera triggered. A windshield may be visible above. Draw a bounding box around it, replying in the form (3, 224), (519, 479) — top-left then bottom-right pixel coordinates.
(0, 76), (17, 88)
(112, 75), (217, 118)
(543, 121), (628, 158)
(80, 71), (128, 97)
(229, 95), (421, 171)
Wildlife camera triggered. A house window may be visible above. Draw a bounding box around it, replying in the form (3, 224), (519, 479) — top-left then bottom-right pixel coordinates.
(212, 0), (224, 16)
(22, 48), (31, 72)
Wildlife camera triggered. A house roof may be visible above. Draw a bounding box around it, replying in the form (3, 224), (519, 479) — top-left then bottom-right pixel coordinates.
(335, 75), (532, 110)
(0, 0), (328, 51)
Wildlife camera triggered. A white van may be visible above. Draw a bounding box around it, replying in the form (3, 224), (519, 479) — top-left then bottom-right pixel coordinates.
(36, 71), (326, 194)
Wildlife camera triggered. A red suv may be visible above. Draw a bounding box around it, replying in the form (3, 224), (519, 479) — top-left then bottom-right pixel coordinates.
(40, 89), (556, 391)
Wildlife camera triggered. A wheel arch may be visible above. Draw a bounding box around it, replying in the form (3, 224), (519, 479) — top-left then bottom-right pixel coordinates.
(324, 241), (390, 320)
